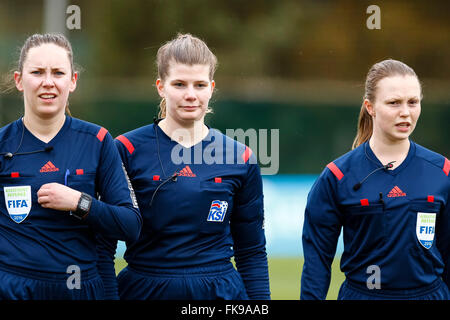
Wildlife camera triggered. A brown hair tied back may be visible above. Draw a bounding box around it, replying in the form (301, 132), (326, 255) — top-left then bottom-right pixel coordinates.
(5, 33), (77, 116)
(352, 59), (420, 149)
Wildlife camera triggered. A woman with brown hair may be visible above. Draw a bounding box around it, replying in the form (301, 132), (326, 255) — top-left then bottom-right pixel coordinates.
(0, 33), (141, 299)
(300, 59), (450, 300)
(107, 33), (270, 300)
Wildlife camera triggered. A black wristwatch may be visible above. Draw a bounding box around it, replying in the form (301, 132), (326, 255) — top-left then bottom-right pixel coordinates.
(70, 192), (92, 220)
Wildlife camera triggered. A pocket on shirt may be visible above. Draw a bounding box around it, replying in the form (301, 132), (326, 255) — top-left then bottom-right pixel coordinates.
(408, 200), (442, 269)
(66, 172), (96, 196)
(137, 178), (174, 233)
(200, 178), (235, 195)
(344, 203), (386, 256)
(199, 179), (234, 234)
(0, 174), (65, 222)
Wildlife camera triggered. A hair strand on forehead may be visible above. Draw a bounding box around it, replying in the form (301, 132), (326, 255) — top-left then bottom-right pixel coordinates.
(18, 33), (76, 76)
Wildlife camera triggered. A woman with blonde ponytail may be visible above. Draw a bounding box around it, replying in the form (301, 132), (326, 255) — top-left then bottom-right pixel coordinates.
(301, 59), (450, 300)
(112, 33), (270, 300)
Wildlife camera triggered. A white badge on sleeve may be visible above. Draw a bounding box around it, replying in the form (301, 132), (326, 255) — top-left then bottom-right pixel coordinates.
(3, 186), (32, 223)
(416, 212), (436, 249)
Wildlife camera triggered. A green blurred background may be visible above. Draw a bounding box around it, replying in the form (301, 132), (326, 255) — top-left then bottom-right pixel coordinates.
(0, 0), (449, 299)
(1, 0), (448, 170)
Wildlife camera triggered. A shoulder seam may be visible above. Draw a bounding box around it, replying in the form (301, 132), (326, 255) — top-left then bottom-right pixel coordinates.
(326, 162), (344, 181)
(116, 135), (135, 155)
(443, 158), (450, 176)
(96, 127), (108, 142)
(415, 152), (448, 176)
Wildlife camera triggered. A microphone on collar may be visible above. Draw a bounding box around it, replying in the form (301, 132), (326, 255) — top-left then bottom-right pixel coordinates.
(1, 146), (54, 159)
(149, 171), (180, 207)
(353, 161), (395, 191)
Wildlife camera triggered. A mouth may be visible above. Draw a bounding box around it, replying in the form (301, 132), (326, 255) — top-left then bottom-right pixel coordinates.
(395, 122), (411, 132)
(38, 93), (57, 101)
(181, 105), (199, 110)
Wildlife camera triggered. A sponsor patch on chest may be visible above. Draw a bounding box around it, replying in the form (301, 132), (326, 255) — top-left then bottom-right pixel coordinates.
(207, 200), (228, 222)
(416, 212), (436, 249)
(3, 186), (32, 223)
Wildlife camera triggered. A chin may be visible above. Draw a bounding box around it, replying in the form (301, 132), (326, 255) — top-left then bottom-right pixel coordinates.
(388, 134), (411, 143)
(179, 113), (204, 122)
(35, 107), (65, 118)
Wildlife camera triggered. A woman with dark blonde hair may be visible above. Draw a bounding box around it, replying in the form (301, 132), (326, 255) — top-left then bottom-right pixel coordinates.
(0, 33), (141, 300)
(106, 33), (270, 300)
(301, 59), (450, 300)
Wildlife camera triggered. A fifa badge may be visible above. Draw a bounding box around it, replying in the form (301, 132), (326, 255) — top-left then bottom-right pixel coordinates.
(4, 186), (32, 223)
(416, 212), (436, 249)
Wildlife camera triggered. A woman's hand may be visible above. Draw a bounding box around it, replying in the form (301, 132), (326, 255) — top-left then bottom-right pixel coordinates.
(37, 183), (81, 212)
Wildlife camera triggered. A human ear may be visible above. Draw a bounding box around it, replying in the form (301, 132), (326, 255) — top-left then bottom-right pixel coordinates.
(364, 99), (375, 117)
(69, 72), (78, 92)
(14, 72), (23, 92)
(156, 79), (165, 98)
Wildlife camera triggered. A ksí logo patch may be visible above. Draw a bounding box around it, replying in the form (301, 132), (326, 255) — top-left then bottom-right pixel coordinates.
(416, 212), (436, 249)
(207, 200), (228, 222)
(3, 186), (32, 223)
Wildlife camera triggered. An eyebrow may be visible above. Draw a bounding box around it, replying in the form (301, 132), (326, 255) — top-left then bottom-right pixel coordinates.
(28, 66), (68, 70)
(385, 95), (420, 100)
(171, 79), (209, 82)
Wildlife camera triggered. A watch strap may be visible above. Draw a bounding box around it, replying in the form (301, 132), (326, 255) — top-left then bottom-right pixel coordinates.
(70, 192), (92, 220)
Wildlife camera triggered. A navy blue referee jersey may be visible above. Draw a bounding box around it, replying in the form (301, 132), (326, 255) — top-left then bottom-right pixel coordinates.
(301, 141), (450, 299)
(100, 123), (270, 299)
(0, 117), (141, 293)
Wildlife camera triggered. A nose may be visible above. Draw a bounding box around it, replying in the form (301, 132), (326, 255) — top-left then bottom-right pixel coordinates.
(42, 72), (55, 87)
(184, 85), (197, 101)
(399, 103), (410, 117)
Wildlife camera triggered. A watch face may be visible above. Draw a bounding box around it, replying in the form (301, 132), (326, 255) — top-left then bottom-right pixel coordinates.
(79, 198), (90, 211)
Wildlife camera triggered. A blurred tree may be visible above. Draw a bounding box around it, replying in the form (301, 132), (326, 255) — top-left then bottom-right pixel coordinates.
(0, 0), (448, 173)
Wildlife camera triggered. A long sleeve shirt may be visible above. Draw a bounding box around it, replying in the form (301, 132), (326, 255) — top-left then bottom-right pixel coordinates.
(301, 141), (450, 299)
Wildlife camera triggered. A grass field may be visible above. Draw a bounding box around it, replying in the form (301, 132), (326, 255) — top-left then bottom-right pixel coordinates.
(114, 257), (345, 300)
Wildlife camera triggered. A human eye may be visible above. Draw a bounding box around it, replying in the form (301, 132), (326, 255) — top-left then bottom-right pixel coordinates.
(196, 82), (208, 88)
(52, 69), (66, 76)
(408, 99), (419, 105)
(30, 70), (42, 75)
(173, 82), (184, 87)
(387, 100), (399, 106)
